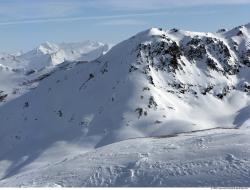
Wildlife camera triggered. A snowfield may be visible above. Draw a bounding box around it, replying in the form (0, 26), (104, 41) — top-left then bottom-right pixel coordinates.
(0, 128), (250, 187)
(0, 23), (250, 187)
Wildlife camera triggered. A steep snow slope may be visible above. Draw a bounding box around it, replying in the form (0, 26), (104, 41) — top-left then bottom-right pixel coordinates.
(0, 41), (109, 103)
(0, 23), (250, 187)
(222, 23), (250, 67)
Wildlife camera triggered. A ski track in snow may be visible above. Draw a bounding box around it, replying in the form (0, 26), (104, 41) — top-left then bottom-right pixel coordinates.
(0, 128), (250, 187)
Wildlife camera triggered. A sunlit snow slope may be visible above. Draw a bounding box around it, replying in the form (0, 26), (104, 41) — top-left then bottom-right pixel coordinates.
(1, 128), (249, 187)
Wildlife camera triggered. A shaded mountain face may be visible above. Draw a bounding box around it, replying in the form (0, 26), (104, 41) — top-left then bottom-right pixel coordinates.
(0, 24), (250, 174)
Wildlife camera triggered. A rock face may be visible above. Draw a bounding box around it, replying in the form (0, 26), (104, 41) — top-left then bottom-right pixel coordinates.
(0, 23), (250, 186)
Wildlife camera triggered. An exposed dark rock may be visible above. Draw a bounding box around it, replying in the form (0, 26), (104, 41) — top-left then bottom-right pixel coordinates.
(148, 96), (157, 109)
(135, 108), (143, 118)
(207, 58), (219, 71)
(0, 91), (7, 102)
(201, 85), (214, 95)
(129, 65), (138, 72)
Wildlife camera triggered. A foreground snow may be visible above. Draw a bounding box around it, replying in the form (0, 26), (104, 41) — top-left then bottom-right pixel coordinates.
(0, 128), (249, 187)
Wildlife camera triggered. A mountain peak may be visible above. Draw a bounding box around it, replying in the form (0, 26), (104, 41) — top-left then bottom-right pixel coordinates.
(37, 41), (58, 55)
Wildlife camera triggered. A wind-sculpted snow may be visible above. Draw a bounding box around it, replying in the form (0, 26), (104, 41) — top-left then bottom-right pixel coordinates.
(0, 23), (250, 187)
(0, 128), (249, 187)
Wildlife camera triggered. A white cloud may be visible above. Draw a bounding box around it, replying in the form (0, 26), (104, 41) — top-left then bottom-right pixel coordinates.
(95, 0), (250, 10)
(97, 19), (148, 26)
(0, 0), (248, 26)
(1, 0), (248, 22)
(0, 12), (164, 26)
(0, 8), (221, 26)
(0, 1), (82, 21)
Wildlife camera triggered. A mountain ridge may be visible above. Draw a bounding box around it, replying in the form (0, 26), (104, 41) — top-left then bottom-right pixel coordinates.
(0, 23), (250, 186)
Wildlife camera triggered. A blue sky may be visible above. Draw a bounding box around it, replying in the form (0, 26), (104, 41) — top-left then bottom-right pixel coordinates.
(0, 0), (250, 52)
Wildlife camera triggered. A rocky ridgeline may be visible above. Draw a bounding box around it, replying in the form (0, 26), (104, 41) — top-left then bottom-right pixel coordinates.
(131, 25), (250, 99)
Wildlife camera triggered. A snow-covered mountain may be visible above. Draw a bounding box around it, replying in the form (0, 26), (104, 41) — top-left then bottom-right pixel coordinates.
(0, 41), (109, 103)
(1, 41), (109, 70)
(0, 23), (250, 187)
(19, 41), (109, 70)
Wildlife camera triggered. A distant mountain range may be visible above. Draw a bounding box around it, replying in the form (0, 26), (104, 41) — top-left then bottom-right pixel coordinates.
(0, 41), (109, 102)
